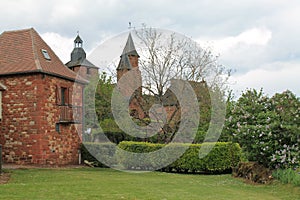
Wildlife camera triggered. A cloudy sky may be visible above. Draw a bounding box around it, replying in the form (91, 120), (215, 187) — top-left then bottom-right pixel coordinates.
(1, 0), (299, 97)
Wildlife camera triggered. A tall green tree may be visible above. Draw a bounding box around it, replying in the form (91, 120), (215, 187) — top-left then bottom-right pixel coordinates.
(84, 72), (114, 129)
(94, 72), (114, 121)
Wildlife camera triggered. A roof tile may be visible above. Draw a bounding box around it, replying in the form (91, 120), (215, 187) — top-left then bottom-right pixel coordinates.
(0, 28), (87, 83)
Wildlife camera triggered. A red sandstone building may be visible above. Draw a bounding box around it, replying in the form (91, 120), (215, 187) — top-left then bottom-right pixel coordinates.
(0, 28), (94, 165)
(116, 33), (145, 119)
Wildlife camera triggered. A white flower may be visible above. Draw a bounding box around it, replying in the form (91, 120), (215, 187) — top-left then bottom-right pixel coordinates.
(271, 157), (277, 162)
(268, 132), (272, 136)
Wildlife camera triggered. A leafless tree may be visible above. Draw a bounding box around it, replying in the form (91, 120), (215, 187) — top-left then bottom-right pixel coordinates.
(134, 27), (231, 98)
(126, 27), (231, 143)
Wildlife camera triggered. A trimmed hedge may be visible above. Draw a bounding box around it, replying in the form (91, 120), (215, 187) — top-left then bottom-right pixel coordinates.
(117, 142), (242, 173)
(81, 142), (242, 173)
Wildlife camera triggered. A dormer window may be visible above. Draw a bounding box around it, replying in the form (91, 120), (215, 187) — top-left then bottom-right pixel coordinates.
(41, 49), (51, 60)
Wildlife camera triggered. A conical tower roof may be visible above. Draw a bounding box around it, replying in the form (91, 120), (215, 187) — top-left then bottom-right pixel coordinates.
(121, 33), (139, 57)
(117, 33), (139, 70)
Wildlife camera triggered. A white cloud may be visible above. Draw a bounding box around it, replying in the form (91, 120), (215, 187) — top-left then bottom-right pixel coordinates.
(41, 32), (73, 63)
(1, 0), (299, 98)
(197, 27), (272, 55)
(229, 61), (300, 97)
(49, 3), (82, 24)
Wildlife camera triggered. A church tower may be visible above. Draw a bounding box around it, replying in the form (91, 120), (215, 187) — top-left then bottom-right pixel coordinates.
(117, 33), (144, 118)
(66, 34), (98, 80)
(117, 33), (140, 80)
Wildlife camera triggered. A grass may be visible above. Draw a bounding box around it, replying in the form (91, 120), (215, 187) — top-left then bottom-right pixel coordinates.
(272, 168), (300, 186)
(0, 168), (299, 200)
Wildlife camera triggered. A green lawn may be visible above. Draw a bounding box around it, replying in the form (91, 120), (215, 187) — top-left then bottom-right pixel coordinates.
(0, 168), (299, 200)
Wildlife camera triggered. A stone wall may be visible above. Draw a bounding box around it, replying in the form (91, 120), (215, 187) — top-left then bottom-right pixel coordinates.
(0, 73), (84, 165)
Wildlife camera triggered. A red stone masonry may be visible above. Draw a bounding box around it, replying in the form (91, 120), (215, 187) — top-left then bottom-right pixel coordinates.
(0, 28), (87, 165)
(0, 73), (84, 165)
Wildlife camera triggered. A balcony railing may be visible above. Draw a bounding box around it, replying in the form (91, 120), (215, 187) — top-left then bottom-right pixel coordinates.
(59, 105), (82, 124)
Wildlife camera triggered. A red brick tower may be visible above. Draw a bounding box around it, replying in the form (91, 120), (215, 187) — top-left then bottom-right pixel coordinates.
(117, 33), (144, 118)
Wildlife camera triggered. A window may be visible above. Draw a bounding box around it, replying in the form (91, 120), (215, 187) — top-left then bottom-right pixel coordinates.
(56, 86), (71, 106)
(41, 49), (51, 60)
(55, 123), (60, 133)
(61, 87), (67, 105)
(87, 68), (90, 75)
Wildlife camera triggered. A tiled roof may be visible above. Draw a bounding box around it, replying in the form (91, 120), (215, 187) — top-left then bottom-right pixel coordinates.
(162, 79), (208, 106)
(0, 28), (87, 83)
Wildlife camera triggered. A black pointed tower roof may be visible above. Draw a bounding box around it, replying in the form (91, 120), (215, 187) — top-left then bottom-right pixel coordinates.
(121, 33), (139, 57)
(74, 35), (83, 44)
(66, 34), (97, 69)
(117, 33), (139, 70)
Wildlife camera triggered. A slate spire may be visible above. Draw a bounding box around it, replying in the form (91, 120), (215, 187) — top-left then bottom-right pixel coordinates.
(117, 33), (139, 70)
(121, 33), (139, 57)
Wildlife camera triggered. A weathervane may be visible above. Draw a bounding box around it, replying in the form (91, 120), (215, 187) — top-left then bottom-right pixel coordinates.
(128, 22), (135, 30)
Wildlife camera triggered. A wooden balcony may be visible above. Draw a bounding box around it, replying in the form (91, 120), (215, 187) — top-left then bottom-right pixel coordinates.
(59, 105), (82, 124)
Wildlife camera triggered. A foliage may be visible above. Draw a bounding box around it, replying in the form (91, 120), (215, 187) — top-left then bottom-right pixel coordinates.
(117, 141), (242, 173)
(223, 89), (300, 169)
(84, 72), (114, 129)
(94, 72), (114, 121)
(272, 168), (300, 186)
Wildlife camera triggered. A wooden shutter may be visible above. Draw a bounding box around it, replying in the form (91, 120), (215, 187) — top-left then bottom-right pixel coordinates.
(0, 91), (2, 120)
(56, 85), (61, 105)
(68, 86), (73, 106)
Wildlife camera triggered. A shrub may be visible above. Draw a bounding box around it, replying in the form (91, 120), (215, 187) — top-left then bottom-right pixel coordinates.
(117, 141), (242, 173)
(233, 162), (273, 184)
(272, 168), (300, 186)
(223, 89), (300, 169)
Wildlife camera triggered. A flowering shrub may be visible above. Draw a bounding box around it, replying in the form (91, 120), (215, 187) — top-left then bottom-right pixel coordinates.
(223, 89), (299, 169)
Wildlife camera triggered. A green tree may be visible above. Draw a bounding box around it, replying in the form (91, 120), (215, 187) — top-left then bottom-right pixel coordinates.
(223, 89), (299, 169)
(94, 72), (114, 121)
(84, 72), (114, 131)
